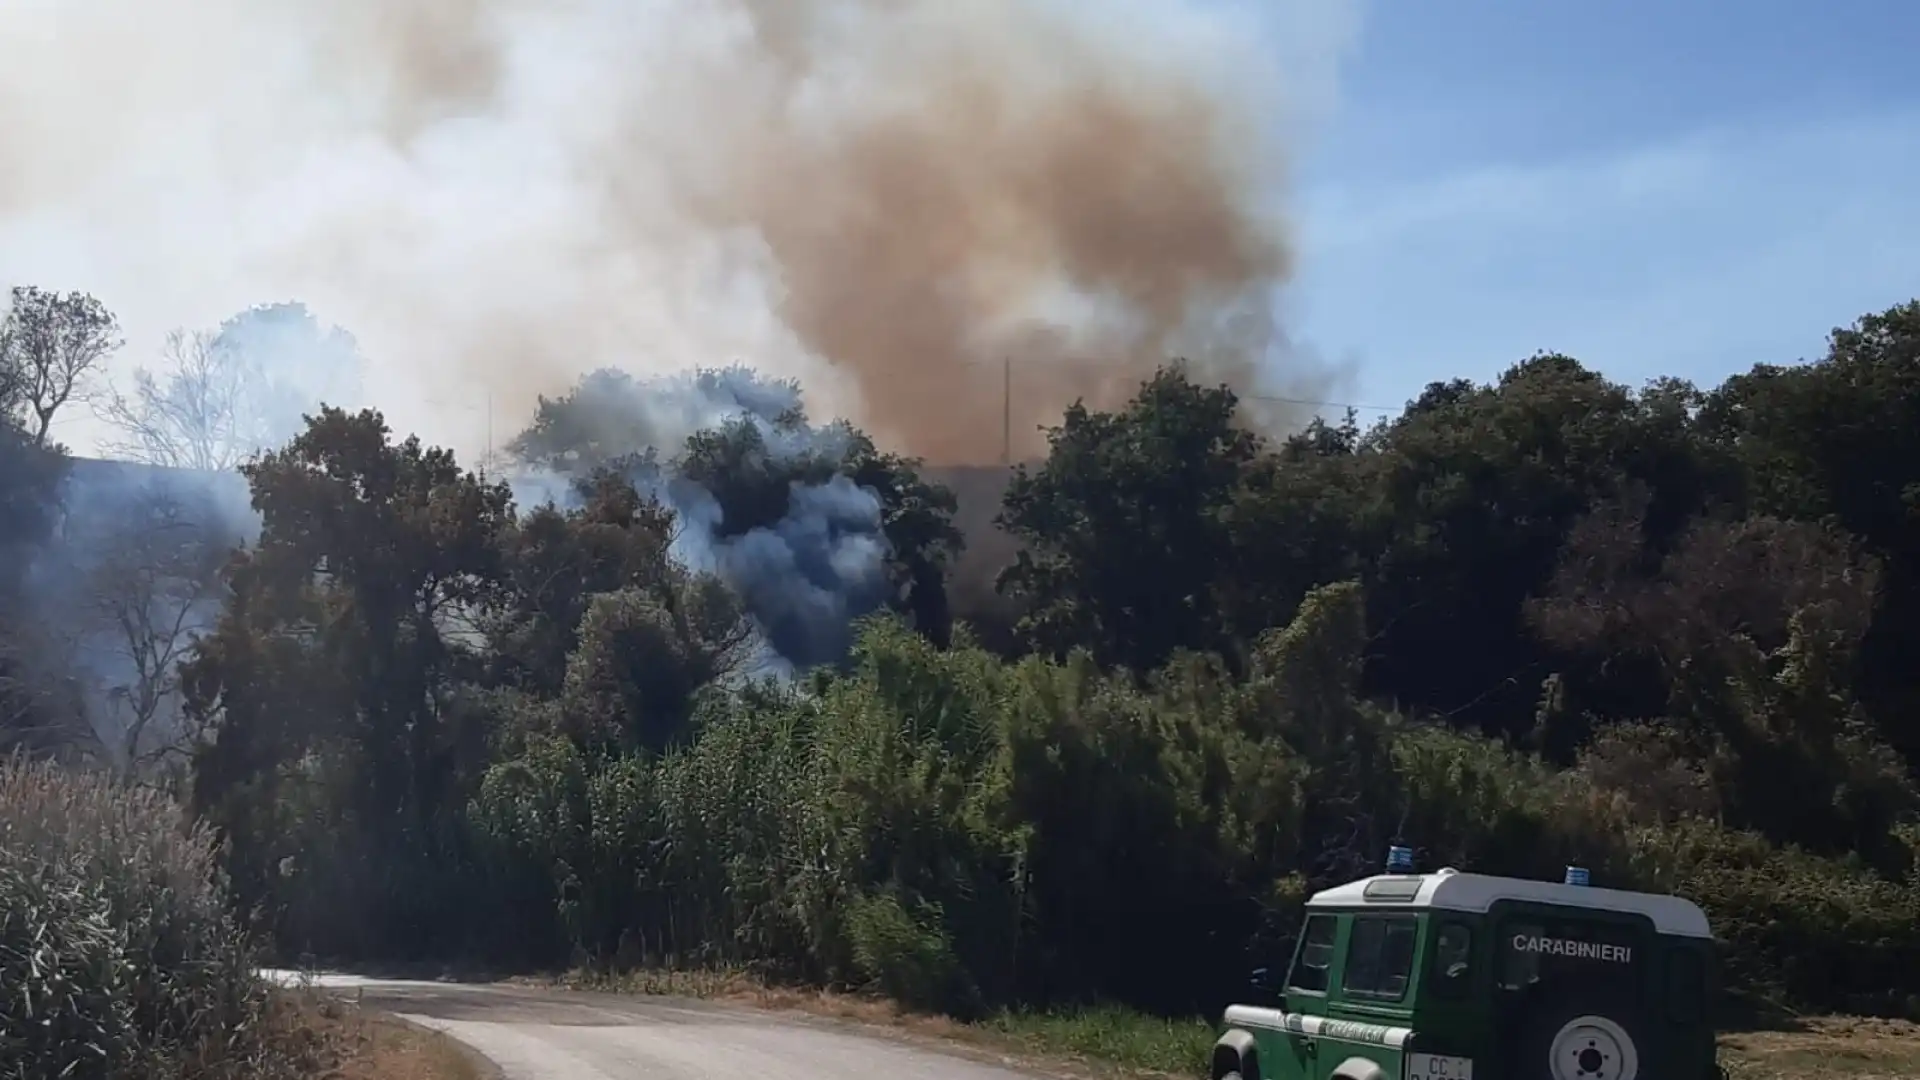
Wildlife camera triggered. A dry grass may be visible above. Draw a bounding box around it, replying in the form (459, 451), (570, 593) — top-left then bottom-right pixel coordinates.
(1719, 1016), (1920, 1080)
(274, 990), (491, 1080)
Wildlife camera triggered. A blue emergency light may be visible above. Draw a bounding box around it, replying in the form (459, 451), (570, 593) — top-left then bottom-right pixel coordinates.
(1385, 845), (1416, 874)
(1564, 865), (1591, 887)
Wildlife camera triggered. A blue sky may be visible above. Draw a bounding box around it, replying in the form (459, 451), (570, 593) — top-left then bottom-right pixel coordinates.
(1291, 0), (1920, 416)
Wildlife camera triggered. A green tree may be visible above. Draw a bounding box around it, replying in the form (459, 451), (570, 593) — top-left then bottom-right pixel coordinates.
(155, 298), (1920, 1019)
(486, 467), (700, 697)
(1532, 493), (1917, 869)
(184, 407), (514, 956)
(1215, 412), (1371, 651)
(1700, 300), (1920, 778)
(997, 365), (1262, 673)
(1353, 356), (1730, 737)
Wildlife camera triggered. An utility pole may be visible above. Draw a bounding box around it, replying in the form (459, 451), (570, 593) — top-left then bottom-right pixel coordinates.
(1002, 356), (1011, 466)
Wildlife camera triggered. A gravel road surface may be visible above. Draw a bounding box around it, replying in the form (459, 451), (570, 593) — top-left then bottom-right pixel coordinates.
(263, 971), (1047, 1080)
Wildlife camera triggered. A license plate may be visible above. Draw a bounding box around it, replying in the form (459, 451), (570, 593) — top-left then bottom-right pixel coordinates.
(1405, 1054), (1473, 1080)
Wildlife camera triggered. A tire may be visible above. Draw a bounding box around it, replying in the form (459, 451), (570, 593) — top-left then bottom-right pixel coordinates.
(1518, 996), (1647, 1080)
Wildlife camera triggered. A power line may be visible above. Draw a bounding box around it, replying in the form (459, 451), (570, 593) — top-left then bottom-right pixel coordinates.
(986, 355), (1400, 416)
(1240, 393), (1397, 413)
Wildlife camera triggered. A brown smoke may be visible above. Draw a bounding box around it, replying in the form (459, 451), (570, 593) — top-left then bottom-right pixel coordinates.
(637, 1), (1302, 463)
(755, 75), (1288, 461)
(0, 0), (1344, 464)
(336, 0), (509, 144)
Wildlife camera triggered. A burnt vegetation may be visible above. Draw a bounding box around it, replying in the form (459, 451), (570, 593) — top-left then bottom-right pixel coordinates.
(6, 289), (1920, 1062)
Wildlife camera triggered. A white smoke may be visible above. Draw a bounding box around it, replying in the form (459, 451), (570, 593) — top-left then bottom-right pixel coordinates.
(0, 0), (1359, 466)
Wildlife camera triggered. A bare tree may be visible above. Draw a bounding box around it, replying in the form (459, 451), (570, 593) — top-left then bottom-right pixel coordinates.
(56, 486), (233, 778)
(0, 286), (123, 446)
(96, 329), (261, 471)
(96, 303), (364, 470)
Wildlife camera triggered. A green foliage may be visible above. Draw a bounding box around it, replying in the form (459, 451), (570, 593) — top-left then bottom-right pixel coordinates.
(1653, 827), (1920, 1016)
(155, 299), (1920, 1025)
(182, 407), (522, 959)
(1702, 301), (1920, 780)
(843, 892), (965, 1012)
(997, 367), (1260, 672)
(980, 1005), (1220, 1077)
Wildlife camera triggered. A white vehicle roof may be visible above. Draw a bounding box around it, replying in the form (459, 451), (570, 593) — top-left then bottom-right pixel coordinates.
(1306, 867), (1714, 939)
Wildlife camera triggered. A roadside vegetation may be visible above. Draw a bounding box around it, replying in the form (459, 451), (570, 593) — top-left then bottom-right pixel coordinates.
(6, 289), (1920, 1075)
(0, 757), (476, 1079)
(558, 965), (1920, 1080)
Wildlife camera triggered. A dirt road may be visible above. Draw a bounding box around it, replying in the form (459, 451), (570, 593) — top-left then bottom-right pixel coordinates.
(266, 972), (1047, 1080)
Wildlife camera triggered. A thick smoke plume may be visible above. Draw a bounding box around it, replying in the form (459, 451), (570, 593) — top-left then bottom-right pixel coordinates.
(0, 0), (1353, 464)
(506, 366), (900, 673)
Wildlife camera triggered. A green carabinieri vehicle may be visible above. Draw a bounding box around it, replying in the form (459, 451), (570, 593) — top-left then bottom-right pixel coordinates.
(1212, 850), (1725, 1080)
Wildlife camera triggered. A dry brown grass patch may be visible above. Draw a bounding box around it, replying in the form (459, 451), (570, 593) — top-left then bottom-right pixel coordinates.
(1719, 1016), (1920, 1080)
(273, 990), (491, 1080)
(561, 966), (954, 1028)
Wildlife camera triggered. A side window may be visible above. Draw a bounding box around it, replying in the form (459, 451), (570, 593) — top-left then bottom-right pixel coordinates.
(1286, 914), (1338, 994)
(1666, 948), (1704, 1024)
(1499, 921), (1544, 990)
(1343, 916), (1419, 1001)
(1430, 921), (1474, 998)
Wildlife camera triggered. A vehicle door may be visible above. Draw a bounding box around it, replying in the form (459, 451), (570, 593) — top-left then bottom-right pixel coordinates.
(1273, 912), (1340, 1080)
(1319, 912), (1418, 1080)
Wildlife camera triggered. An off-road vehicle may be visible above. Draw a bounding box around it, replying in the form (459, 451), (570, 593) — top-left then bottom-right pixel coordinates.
(1212, 849), (1722, 1080)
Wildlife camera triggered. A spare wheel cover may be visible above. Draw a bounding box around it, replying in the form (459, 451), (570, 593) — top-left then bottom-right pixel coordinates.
(1546, 1013), (1639, 1080)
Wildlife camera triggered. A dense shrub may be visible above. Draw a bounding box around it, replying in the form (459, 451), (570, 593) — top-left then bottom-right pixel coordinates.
(1636, 822), (1920, 1017)
(0, 756), (292, 1079)
(149, 305), (1920, 1025)
(463, 598), (1920, 1018)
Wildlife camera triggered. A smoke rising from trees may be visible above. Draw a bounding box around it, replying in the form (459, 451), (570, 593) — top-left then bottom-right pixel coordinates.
(0, 0), (1355, 464)
(505, 365), (962, 674)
